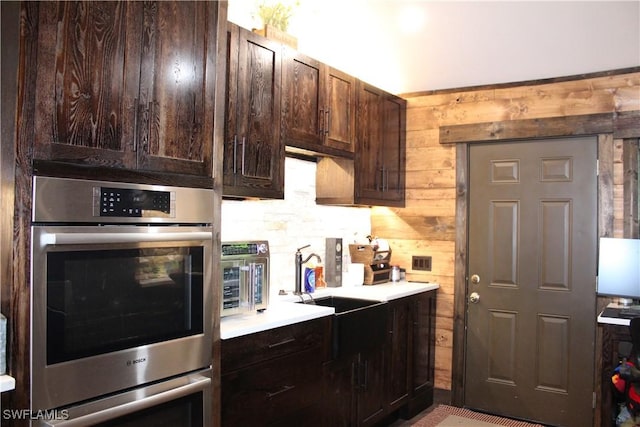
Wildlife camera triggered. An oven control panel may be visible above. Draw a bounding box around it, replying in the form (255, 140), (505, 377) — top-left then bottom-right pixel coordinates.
(32, 176), (213, 224)
(98, 187), (174, 218)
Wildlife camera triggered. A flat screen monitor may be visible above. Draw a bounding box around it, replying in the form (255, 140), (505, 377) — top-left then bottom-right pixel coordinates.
(597, 237), (640, 299)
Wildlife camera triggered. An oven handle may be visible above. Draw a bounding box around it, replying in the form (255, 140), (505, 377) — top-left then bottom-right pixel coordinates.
(40, 231), (212, 246)
(42, 374), (211, 427)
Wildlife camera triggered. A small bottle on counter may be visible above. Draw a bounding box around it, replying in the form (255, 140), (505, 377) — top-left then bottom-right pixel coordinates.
(304, 265), (316, 293)
(315, 265), (326, 288)
(391, 265), (401, 282)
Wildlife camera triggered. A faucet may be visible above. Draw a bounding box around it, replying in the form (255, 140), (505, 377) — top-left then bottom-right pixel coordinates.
(295, 244), (322, 295)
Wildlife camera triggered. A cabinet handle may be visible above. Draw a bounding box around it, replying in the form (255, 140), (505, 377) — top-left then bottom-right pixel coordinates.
(266, 384), (295, 399)
(146, 101), (154, 151)
(240, 136), (246, 175)
(319, 108), (324, 135)
(351, 361), (358, 388)
(133, 98), (139, 152)
(232, 135), (238, 174)
(325, 109), (330, 135)
(267, 337), (296, 348)
(361, 360), (369, 391)
(384, 167), (388, 191)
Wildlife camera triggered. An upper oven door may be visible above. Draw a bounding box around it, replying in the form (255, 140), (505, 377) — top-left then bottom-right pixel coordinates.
(31, 225), (213, 411)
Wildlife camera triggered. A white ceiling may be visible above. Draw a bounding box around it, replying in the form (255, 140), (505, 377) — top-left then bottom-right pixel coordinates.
(228, 0), (640, 94)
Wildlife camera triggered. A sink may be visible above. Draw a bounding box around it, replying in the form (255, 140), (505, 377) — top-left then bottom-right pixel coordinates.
(298, 296), (387, 359)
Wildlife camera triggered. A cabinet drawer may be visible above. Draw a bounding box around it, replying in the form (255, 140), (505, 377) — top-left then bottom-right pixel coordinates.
(222, 348), (323, 426)
(222, 317), (331, 372)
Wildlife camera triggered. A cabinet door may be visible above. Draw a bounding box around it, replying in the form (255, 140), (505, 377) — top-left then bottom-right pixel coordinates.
(323, 358), (356, 426)
(281, 47), (323, 149)
(355, 82), (384, 201)
(380, 94), (406, 204)
(136, 1), (216, 177)
(323, 67), (357, 153)
(356, 82), (406, 206)
(223, 24), (284, 198)
(33, 1), (141, 168)
(386, 297), (411, 412)
(222, 348), (323, 426)
(357, 349), (386, 427)
(407, 291), (437, 417)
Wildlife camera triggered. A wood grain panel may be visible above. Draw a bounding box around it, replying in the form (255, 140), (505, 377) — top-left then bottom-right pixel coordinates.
(615, 111), (640, 138)
(406, 129), (440, 149)
(405, 146), (454, 171)
(623, 139), (639, 238)
(406, 169), (456, 190)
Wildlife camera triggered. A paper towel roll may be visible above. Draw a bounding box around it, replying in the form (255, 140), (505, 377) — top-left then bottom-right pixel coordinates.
(344, 263), (364, 287)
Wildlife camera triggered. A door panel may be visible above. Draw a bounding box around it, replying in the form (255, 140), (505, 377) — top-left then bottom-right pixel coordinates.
(465, 137), (597, 427)
(137, 1), (215, 176)
(324, 67), (356, 152)
(281, 48), (322, 148)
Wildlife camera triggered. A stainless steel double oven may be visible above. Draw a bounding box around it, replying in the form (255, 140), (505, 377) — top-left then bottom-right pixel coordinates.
(30, 176), (214, 426)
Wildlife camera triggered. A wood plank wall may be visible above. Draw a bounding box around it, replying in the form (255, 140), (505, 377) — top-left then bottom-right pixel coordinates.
(371, 70), (640, 391)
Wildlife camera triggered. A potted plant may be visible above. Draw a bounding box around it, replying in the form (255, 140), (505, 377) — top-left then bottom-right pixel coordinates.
(253, 0), (300, 48)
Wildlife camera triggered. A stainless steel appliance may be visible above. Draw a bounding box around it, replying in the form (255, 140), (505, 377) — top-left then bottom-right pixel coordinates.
(220, 241), (269, 317)
(39, 367), (212, 427)
(30, 176), (214, 416)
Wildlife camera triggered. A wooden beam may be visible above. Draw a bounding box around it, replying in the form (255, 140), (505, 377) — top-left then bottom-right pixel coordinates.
(440, 113), (614, 144)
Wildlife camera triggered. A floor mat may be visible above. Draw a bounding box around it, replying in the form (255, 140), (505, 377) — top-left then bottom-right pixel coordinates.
(411, 405), (546, 427)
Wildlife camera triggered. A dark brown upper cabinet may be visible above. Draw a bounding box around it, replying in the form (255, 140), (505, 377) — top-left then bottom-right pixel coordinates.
(32, 1), (220, 180)
(223, 23), (284, 199)
(316, 81), (406, 207)
(281, 47), (356, 157)
(355, 81), (406, 206)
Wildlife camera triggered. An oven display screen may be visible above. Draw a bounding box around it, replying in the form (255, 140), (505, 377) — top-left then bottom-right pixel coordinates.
(100, 187), (172, 217)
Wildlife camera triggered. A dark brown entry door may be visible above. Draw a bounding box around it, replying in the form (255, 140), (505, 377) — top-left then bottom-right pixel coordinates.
(465, 137), (597, 427)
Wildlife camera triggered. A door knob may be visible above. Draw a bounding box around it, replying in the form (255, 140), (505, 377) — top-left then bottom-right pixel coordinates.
(469, 292), (480, 304)
(470, 274), (480, 284)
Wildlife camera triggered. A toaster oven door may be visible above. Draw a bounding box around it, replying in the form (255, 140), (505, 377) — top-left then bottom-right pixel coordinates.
(220, 257), (268, 316)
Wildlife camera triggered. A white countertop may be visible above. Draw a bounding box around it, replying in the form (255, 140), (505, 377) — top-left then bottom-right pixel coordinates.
(220, 281), (438, 339)
(1, 375), (15, 393)
(220, 301), (334, 340)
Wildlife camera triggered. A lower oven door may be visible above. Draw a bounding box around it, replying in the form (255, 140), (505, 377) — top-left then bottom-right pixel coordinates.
(31, 226), (213, 411)
(37, 368), (212, 427)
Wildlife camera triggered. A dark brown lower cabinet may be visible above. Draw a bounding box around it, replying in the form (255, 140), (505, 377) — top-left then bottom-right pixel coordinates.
(323, 348), (387, 427)
(221, 291), (436, 426)
(221, 317), (330, 426)
(323, 290), (437, 426)
(222, 348), (324, 426)
(386, 296), (411, 413)
(405, 290), (437, 418)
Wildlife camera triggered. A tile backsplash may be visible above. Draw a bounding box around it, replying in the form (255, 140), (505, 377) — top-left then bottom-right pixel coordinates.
(221, 157), (371, 299)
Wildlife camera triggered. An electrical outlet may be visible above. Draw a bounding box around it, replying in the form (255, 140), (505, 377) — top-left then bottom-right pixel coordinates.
(412, 255), (432, 271)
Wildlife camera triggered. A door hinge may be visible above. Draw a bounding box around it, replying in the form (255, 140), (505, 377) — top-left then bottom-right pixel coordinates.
(593, 391), (597, 409)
